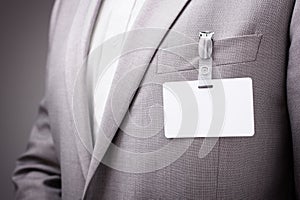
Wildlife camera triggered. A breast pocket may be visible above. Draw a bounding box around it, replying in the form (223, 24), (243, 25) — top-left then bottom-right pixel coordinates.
(156, 33), (263, 74)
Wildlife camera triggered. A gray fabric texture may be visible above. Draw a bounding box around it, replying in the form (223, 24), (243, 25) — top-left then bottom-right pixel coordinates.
(12, 0), (300, 199)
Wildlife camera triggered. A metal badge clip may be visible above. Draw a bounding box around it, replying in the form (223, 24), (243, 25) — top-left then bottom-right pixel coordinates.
(198, 31), (214, 87)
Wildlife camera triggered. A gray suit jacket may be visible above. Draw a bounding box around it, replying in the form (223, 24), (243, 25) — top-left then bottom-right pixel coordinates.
(12, 0), (300, 199)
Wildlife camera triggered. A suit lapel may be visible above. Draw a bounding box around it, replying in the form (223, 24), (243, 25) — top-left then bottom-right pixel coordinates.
(64, 0), (102, 180)
(83, 0), (192, 198)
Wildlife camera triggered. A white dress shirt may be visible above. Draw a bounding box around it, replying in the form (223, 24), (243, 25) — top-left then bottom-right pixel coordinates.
(87, 0), (145, 144)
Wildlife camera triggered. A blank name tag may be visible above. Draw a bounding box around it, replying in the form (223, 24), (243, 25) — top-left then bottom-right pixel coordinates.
(163, 78), (255, 138)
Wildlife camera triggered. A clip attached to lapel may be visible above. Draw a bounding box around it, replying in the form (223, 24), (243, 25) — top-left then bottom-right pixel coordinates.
(198, 31), (214, 86)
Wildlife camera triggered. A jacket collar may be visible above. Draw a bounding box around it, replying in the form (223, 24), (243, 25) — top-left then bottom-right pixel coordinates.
(63, 0), (192, 198)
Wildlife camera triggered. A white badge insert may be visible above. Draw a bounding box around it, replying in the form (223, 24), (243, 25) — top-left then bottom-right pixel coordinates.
(163, 31), (255, 138)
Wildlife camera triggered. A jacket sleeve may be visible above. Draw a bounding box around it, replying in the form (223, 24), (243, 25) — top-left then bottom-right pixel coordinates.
(12, 99), (61, 200)
(287, 0), (300, 198)
(12, 1), (62, 199)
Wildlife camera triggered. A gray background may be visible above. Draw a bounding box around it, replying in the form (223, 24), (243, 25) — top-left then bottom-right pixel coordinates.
(0, 0), (54, 199)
